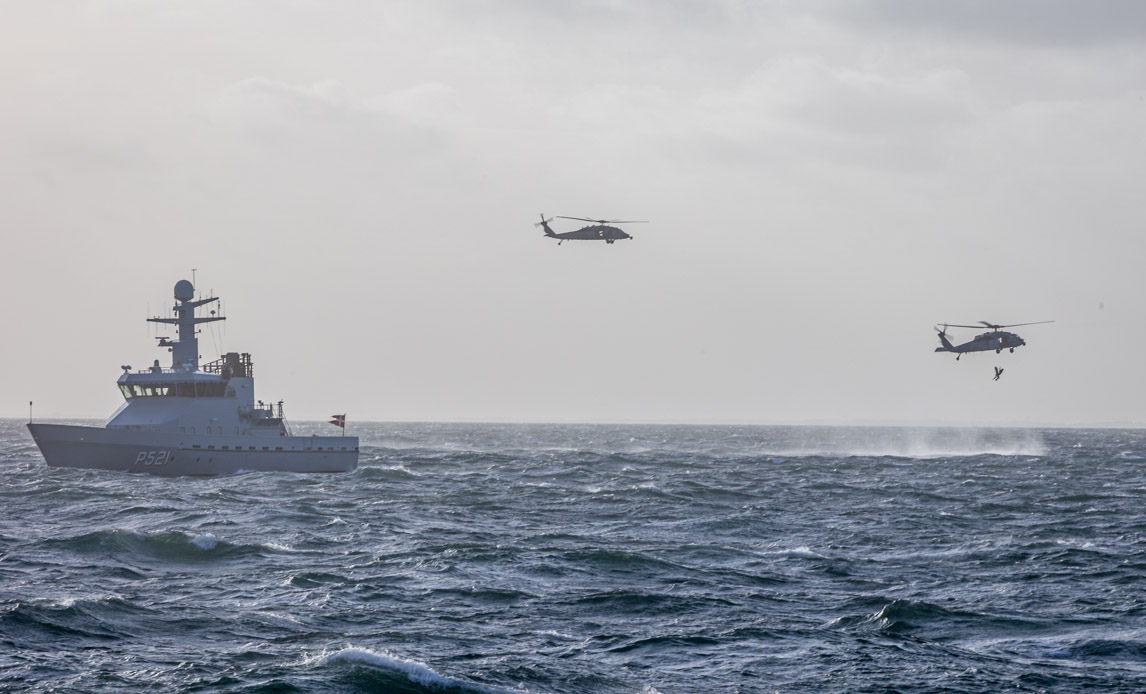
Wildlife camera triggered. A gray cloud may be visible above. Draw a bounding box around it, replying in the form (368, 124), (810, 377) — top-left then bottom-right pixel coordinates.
(2, 1), (1146, 425)
(848, 0), (1146, 45)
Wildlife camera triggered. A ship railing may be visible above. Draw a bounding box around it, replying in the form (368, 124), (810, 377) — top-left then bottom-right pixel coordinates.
(201, 352), (254, 379)
(130, 366), (192, 375)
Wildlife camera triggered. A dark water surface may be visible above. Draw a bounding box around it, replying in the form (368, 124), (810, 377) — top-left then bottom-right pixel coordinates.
(3, 420), (1146, 692)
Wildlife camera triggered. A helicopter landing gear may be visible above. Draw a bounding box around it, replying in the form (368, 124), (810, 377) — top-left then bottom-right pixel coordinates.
(1009, 348), (1014, 353)
(956, 354), (961, 361)
(996, 349), (1002, 353)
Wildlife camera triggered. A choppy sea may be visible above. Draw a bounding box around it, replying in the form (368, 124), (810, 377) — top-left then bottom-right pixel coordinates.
(4, 420), (1146, 693)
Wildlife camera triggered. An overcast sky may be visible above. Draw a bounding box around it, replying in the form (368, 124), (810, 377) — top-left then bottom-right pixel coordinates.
(3, 1), (1145, 426)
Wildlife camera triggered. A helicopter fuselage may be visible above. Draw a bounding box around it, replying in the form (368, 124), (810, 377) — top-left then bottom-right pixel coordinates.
(554, 225), (631, 244)
(538, 218), (632, 245)
(936, 330), (1026, 356)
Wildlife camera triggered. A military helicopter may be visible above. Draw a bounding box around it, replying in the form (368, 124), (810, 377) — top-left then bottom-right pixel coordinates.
(934, 321), (1053, 360)
(535, 214), (645, 245)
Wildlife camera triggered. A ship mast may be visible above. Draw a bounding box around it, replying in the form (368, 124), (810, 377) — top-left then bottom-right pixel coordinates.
(147, 279), (225, 370)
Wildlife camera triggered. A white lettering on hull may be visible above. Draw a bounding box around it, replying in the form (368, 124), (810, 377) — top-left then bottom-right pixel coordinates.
(135, 450), (171, 466)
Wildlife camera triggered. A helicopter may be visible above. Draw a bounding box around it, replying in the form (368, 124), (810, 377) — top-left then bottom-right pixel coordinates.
(535, 214), (645, 245)
(934, 321), (1053, 360)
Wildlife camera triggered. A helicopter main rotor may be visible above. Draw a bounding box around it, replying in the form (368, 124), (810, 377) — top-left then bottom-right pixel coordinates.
(941, 320), (1054, 331)
(556, 216), (648, 225)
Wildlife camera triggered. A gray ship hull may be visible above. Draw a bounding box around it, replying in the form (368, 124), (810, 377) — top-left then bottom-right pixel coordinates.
(27, 423), (358, 476)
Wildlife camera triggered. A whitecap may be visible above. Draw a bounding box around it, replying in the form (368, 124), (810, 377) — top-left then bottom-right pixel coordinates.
(532, 630), (578, 641)
(191, 534), (217, 550)
(381, 465), (419, 476)
(766, 546), (824, 559)
(312, 647), (528, 693)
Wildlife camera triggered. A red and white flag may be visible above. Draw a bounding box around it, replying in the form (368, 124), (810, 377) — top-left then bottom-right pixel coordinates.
(329, 414), (346, 428)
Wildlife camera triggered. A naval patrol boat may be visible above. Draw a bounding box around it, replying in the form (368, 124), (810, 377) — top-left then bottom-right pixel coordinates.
(27, 279), (358, 475)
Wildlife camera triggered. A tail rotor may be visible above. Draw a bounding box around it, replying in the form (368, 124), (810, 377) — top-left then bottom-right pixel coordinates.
(534, 213), (557, 238)
(934, 324), (956, 353)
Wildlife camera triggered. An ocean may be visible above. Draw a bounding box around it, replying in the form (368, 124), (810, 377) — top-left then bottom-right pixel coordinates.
(3, 420), (1146, 693)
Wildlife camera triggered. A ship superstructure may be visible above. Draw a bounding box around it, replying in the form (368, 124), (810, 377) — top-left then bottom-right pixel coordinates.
(27, 279), (358, 475)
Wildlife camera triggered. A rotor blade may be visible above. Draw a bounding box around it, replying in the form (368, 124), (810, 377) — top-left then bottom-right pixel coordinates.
(556, 216), (648, 224)
(604, 220), (648, 224)
(980, 320), (1055, 329)
(940, 324), (985, 329)
(998, 320), (1054, 328)
(533, 214), (553, 228)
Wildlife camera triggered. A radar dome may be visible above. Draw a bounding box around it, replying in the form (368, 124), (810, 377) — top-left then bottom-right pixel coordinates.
(174, 280), (194, 301)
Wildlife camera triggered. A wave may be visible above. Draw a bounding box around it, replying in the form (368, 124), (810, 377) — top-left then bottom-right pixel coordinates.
(768, 428), (1048, 459)
(43, 529), (277, 564)
(762, 545), (825, 559)
(0, 596), (155, 643)
(558, 548), (687, 574)
(358, 464), (421, 480)
(607, 634), (721, 654)
(976, 630), (1146, 668)
(285, 571), (353, 589)
(310, 647), (529, 694)
(827, 598), (1037, 639)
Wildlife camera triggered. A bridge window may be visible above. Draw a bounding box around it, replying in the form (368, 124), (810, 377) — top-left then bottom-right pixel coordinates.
(197, 382), (226, 397)
(119, 383), (182, 398)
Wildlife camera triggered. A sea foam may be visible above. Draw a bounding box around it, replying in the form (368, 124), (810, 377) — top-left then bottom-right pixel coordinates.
(191, 534), (218, 550)
(313, 647), (528, 694)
